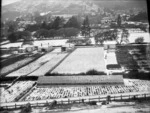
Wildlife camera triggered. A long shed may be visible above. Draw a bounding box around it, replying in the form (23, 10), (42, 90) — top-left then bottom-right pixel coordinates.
(37, 75), (124, 87)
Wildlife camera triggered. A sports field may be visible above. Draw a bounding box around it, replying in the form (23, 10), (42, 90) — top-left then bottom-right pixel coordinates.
(51, 47), (106, 74)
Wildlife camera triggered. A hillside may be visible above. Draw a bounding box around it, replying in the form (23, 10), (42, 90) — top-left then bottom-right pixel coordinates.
(1, 0), (147, 21)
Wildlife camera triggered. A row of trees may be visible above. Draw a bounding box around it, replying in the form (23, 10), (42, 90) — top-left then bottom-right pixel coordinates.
(25, 16), (80, 32)
(8, 31), (32, 43)
(94, 29), (118, 44)
(128, 11), (148, 22)
(34, 27), (80, 39)
(5, 15), (91, 42)
(7, 27), (80, 42)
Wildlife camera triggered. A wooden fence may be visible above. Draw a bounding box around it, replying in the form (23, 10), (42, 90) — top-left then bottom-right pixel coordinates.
(1, 92), (150, 110)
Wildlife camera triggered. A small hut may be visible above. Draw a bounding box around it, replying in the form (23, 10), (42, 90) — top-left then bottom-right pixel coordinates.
(21, 40), (35, 53)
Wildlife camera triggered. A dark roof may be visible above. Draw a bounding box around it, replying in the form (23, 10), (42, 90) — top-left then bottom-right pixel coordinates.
(22, 41), (33, 45)
(107, 64), (121, 69)
(37, 75), (124, 85)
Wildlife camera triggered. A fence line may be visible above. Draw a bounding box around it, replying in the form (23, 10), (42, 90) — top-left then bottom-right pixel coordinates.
(1, 92), (150, 110)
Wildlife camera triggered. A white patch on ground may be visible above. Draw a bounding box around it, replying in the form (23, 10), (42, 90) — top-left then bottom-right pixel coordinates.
(52, 47), (106, 74)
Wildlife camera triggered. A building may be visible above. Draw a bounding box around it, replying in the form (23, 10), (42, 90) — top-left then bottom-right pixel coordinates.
(103, 41), (117, 50)
(61, 43), (75, 52)
(37, 75), (124, 87)
(21, 40), (35, 53)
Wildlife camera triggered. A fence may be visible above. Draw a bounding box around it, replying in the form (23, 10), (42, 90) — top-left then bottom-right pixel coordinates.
(1, 92), (150, 110)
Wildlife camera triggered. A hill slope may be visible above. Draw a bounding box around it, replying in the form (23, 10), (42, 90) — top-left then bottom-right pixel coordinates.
(2, 0), (147, 21)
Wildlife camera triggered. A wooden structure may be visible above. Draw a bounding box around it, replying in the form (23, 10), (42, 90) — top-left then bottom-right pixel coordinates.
(37, 75), (124, 87)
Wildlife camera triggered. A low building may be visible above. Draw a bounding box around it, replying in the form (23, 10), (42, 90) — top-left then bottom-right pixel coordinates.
(37, 75), (124, 87)
(38, 46), (53, 52)
(103, 41), (117, 50)
(21, 40), (35, 53)
(61, 43), (75, 52)
(107, 64), (123, 74)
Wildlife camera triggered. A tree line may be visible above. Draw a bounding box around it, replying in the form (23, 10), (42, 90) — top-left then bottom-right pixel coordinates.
(3, 16), (90, 43)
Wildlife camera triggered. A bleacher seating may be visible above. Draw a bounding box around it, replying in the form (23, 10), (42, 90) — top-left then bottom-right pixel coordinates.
(25, 79), (150, 101)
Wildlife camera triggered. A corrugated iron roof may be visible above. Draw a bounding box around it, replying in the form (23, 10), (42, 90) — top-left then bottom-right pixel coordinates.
(37, 75), (124, 85)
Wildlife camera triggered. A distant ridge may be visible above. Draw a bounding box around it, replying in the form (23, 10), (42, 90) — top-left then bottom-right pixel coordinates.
(2, 0), (147, 21)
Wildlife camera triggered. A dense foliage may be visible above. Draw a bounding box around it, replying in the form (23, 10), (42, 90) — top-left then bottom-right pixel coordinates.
(5, 16), (81, 42)
(128, 12), (148, 22)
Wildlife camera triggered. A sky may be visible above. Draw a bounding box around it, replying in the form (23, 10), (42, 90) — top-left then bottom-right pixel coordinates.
(2, 0), (21, 6)
(1, 0), (147, 6)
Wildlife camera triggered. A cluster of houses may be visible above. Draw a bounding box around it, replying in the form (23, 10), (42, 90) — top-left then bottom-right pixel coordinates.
(1, 40), (76, 56)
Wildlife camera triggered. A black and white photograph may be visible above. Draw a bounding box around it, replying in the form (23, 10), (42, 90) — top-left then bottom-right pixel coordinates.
(0, 0), (150, 113)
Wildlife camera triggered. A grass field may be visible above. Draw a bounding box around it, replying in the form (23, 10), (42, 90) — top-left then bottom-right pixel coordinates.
(51, 47), (106, 74)
(28, 53), (68, 76)
(6, 51), (58, 77)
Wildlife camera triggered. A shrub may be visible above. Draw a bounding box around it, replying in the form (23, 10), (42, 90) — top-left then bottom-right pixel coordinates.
(89, 101), (97, 105)
(135, 37), (144, 44)
(20, 103), (31, 113)
(85, 69), (106, 75)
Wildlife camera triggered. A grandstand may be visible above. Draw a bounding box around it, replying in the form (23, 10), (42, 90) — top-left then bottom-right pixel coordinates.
(37, 75), (124, 87)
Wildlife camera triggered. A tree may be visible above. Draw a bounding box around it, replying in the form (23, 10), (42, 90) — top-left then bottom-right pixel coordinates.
(56, 28), (65, 38)
(47, 22), (53, 30)
(94, 29), (118, 44)
(120, 29), (129, 44)
(41, 21), (47, 29)
(52, 16), (62, 30)
(7, 31), (31, 43)
(21, 31), (32, 41)
(81, 16), (91, 37)
(34, 29), (49, 38)
(135, 37), (144, 44)
(22, 31), (33, 46)
(5, 21), (18, 33)
(25, 24), (40, 32)
(128, 11), (148, 22)
(95, 33), (104, 44)
(7, 32), (18, 42)
(65, 16), (80, 28)
(56, 27), (79, 38)
(49, 29), (56, 38)
(117, 14), (121, 27)
(65, 27), (79, 38)
(20, 103), (32, 113)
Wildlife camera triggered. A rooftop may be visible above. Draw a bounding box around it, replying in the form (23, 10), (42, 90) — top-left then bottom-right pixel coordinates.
(37, 75), (124, 86)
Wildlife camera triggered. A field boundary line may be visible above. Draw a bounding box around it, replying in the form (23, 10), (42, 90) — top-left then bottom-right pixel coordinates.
(1, 92), (150, 109)
(1, 53), (44, 78)
(48, 48), (77, 73)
